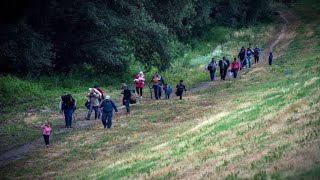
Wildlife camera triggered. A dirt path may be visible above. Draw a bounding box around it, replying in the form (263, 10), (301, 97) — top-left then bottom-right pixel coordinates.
(0, 10), (300, 167)
(190, 10), (300, 93)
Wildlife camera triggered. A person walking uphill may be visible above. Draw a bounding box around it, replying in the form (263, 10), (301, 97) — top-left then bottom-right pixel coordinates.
(246, 47), (254, 68)
(152, 72), (165, 99)
(121, 84), (131, 114)
(238, 47), (246, 69)
(60, 94), (76, 128)
(176, 80), (186, 100)
(207, 58), (218, 81)
(231, 58), (241, 79)
(219, 57), (230, 80)
(86, 88), (101, 120)
(253, 45), (261, 64)
(134, 71), (145, 99)
(99, 95), (118, 129)
(269, 52), (273, 65)
(41, 122), (52, 147)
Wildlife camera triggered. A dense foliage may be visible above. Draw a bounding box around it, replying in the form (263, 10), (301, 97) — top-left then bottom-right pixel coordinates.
(0, 0), (272, 76)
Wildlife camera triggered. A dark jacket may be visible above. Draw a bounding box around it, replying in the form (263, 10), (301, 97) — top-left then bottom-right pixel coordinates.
(238, 50), (246, 60)
(100, 100), (118, 113)
(122, 88), (131, 99)
(218, 59), (230, 69)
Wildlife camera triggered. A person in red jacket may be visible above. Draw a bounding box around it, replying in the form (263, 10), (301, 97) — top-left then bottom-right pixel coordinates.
(231, 58), (241, 79)
(134, 71), (145, 99)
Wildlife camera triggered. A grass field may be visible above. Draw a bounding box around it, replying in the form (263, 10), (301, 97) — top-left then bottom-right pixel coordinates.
(0, 1), (320, 179)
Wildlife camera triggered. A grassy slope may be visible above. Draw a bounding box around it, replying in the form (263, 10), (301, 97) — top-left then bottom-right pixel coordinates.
(1, 2), (320, 180)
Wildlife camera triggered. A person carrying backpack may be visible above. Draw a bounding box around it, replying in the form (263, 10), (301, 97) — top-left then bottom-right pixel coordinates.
(99, 95), (118, 129)
(207, 58), (218, 81)
(152, 72), (164, 99)
(60, 94), (76, 128)
(121, 84), (131, 115)
(175, 80), (186, 100)
(219, 56), (230, 80)
(94, 85), (105, 119)
(253, 45), (261, 64)
(85, 88), (101, 120)
(246, 47), (254, 68)
(238, 47), (246, 69)
(231, 58), (241, 79)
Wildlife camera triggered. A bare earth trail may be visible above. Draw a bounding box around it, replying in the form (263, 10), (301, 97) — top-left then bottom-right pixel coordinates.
(189, 10), (300, 93)
(0, 10), (300, 167)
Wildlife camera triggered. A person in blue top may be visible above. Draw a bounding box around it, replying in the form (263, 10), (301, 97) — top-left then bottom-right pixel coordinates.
(99, 95), (118, 129)
(121, 84), (131, 115)
(246, 47), (254, 68)
(163, 84), (173, 99)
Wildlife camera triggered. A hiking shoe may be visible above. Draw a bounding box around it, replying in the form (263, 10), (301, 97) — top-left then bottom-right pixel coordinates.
(85, 118), (89, 120)
(46, 145), (49, 148)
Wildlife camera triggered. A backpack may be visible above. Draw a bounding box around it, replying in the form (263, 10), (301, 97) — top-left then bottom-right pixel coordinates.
(221, 60), (228, 69)
(177, 84), (184, 92)
(246, 50), (252, 56)
(61, 94), (75, 110)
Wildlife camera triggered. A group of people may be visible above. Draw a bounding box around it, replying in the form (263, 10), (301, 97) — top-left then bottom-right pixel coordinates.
(207, 44), (274, 81)
(43, 44), (274, 147)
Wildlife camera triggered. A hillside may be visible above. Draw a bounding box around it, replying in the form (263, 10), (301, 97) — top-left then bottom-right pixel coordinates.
(0, 2), (320, 180)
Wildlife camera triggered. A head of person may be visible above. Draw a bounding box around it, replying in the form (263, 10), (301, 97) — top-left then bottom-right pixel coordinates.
(93, 85), (99, 89)
(241, 47), (245, 50)
(249, 43), (252, 47)
(211, 57), (215, 62)
(105, 95), (111, 101)
(234, 57), (237, 61)
(256, 45), (258, 48)
(139, 71), (144, 75)
(180, 80), (183, 84)
(47, 122), (52, 127)
(122, 83), (127, 89)
(222, 56), (226, 60)
(269, 52), (272, 55)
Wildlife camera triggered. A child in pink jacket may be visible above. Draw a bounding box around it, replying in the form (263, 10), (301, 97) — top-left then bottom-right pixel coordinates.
(41, 122), (52, 147)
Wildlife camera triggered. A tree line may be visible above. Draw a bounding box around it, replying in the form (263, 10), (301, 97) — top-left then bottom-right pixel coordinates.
(0, 0), (272, 77)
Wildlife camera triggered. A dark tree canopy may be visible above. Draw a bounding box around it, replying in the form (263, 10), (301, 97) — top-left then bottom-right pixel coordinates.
(0, 0), (272, 76)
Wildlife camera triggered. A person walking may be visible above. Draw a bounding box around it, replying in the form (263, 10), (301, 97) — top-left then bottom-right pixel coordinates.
(164, 84), (173, 99)
(41, 122), (52, 147)
(219, 56), (230, 80)
(207, 58), (218, 81)
(134, 71), (145, 99)
(246, 47), (254, 68)
(121, 84), (131, 115)
(238, 47), (246, 69)
(94, 85), (105, 119)
(99, 95), (118, 129)
(231, 58), (241, 79)
(253, 45), (261, 64)
(175, 80), (186, 100)
(269, 52), (273, 65)
(60, 94), (76, 128)
(85, 88), (101, 120)
(152, 72), (164, 99)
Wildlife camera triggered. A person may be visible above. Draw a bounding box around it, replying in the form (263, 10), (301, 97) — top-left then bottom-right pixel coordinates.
(121, 84), (131, 114)
(164, 84), (172, 99)
(176, 80), (186, 100)
(60, 94), (76, 128)
(94, 85), (105, 119)
(151, 72), (164, 99)
(246, 47), (254, 68)
(238, 47), (246, 69)
(41, 122), (52, 147)
(253, 45), (261, 64)
(219, 56), (230, 80)
(207, 58), (218, 81)
(134, 71), (145, 99)
(231, 58), (241, 79)
(269, 52), (273, 65)
(99, 95), (118, 129)
(85, 88), (101, 120)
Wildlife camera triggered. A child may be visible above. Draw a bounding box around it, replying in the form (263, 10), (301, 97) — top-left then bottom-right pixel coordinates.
(175, 80), (186, 100)
(269, 52), (273, 66)
(164, 84), (173, 99)
(41, 122), (52, 147)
